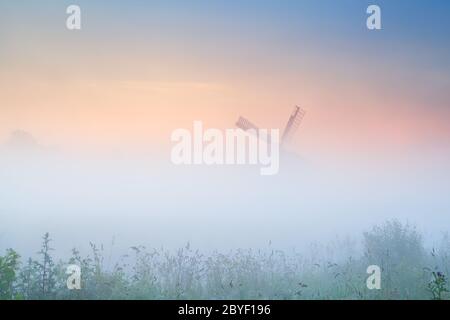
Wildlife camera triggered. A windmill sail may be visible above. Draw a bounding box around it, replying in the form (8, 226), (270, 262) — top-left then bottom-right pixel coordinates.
(281, 106), (305, 145)
(235, 116), (259, 132)
(235, 106), (305, 147)
(235, 116), (272, 144)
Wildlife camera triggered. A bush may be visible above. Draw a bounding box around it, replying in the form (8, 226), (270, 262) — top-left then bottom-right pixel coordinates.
(363, 220), (427, 299)
(0, 249), (20, 300)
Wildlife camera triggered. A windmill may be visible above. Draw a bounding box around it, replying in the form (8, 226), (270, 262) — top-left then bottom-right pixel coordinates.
(235, 106), (305, 147)
(281, 106), (306, 146)
(235, 116), (271, 144)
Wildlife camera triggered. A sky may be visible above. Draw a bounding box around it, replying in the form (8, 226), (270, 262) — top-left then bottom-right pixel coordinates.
(0, 1), (449, 254)
(1, 0), (449, 159)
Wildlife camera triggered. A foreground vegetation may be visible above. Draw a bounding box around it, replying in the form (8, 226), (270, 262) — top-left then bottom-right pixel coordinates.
(1, 220), (449, 300)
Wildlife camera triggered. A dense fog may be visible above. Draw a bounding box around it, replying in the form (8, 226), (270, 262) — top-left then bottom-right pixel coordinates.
(1, 133), (449, 260)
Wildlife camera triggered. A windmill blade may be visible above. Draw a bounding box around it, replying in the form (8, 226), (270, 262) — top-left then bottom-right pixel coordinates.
(282, 106), (305, 145)
(235, 116), (259, 132)
(235, 116), (271, 144)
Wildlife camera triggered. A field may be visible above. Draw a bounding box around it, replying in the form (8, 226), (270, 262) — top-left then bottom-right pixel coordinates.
(1, 220), (449, 300)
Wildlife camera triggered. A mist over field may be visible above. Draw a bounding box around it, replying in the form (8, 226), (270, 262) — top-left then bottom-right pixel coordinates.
(1, 0), (450, 300)
(1, 133), (449, 260)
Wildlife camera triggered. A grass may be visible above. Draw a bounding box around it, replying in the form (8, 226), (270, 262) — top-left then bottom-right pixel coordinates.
(0, 220), (449, 300)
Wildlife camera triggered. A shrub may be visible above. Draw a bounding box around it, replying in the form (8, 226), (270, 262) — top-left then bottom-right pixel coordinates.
(0, 249), (20, 300)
